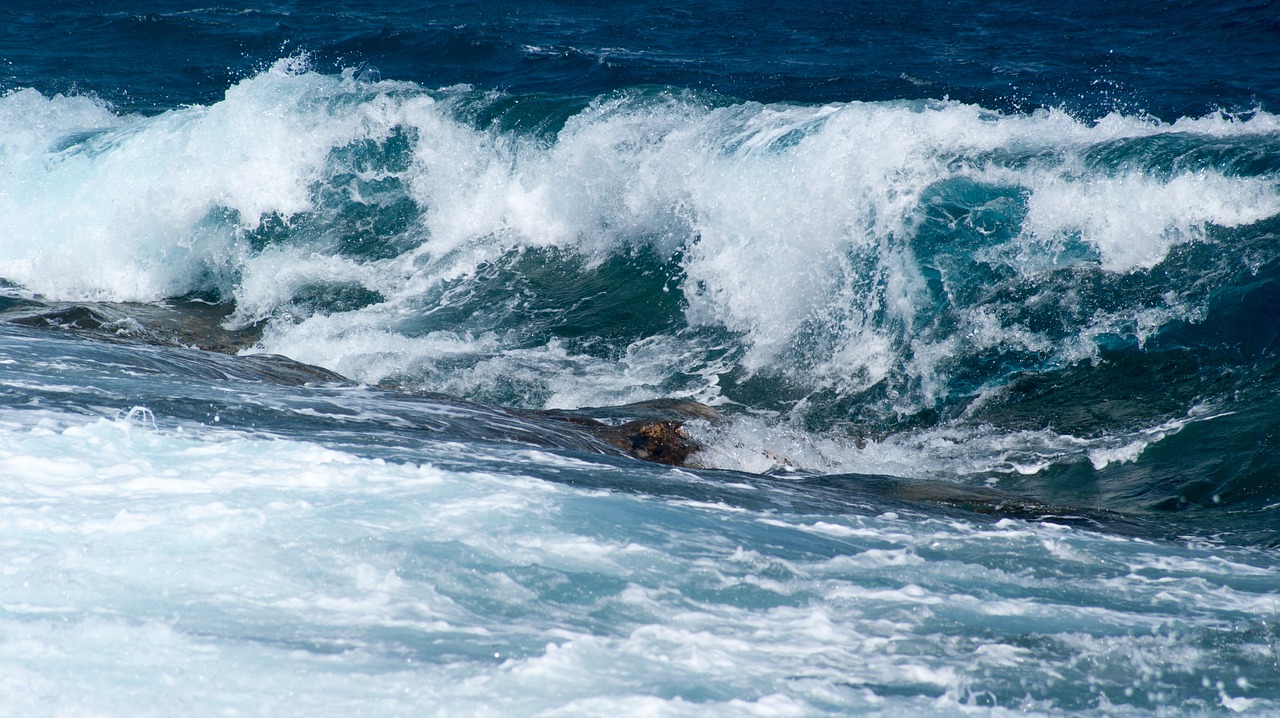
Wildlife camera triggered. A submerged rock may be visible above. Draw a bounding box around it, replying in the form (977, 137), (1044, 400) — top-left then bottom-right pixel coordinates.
(1, 300), (345, 385)
(2, 300), (263, 354)
(533, 399), (719, 466)
(594, 419), (699, 466)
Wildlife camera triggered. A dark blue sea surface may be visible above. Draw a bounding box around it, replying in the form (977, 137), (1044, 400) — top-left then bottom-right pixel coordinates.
(5, 1), (1277, 118)
(2, 2), (1280, 715)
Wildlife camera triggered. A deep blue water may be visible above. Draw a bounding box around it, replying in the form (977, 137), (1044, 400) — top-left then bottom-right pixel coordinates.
(5, 1), (1278, 118)
(3, 2), (1280, 715)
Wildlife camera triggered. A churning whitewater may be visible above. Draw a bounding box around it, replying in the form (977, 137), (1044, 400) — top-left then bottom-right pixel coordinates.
(5, 62), (1280, 422)
(3, 2), (1280, 715)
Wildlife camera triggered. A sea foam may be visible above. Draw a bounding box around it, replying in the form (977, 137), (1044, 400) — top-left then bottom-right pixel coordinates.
(4, 62), (1280, 454)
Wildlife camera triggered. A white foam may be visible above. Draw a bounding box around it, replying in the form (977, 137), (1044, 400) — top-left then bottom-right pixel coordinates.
(0, 404), (1276, 715)
(0, 60), (419, 301)
(0, 88), (122, 153)
(277, 93), (1279, 419)
(5, 65), (1280, 439)
(1019, 170), (1280, 272)
(0, 409), (444, 500)
(688, 401), (1229, 481)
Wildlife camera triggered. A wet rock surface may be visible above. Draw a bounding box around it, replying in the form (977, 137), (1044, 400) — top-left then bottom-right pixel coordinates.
(2, 300), (264, 354)
(534, 399), (718, 466)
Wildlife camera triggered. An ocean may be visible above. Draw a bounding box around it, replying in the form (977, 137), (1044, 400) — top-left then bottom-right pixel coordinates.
(2, 1), (1280, 715)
